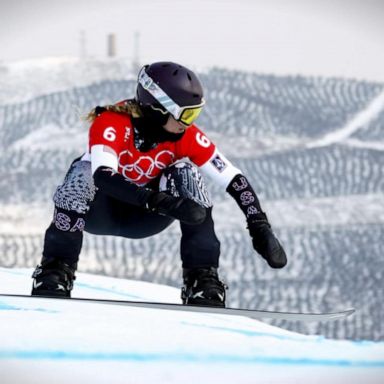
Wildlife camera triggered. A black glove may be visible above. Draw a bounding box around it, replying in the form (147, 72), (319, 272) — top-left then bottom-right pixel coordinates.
(247, 212), (287, 269)
(147, 192), (206, 225)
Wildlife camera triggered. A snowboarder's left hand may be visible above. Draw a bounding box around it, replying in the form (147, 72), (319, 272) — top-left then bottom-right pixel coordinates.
(147, 192), (206, 225)
(247, 212), (287, 269)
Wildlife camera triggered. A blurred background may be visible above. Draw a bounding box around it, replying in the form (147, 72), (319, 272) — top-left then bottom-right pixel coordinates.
(0, 0), (383, 341)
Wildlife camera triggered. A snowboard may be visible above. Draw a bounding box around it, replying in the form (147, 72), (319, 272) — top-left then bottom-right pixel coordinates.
(0, 293), (355, 322)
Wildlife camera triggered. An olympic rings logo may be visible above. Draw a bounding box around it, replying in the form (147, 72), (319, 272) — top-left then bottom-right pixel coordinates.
(118, 150), (175, 182)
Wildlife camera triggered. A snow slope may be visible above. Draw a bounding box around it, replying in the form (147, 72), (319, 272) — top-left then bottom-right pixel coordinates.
(0, 57), (133, 106)
(0, 268), (383, 384)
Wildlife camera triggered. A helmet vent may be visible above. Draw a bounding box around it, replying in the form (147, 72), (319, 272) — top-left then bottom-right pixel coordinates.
(172, 69), (179, 76)
(187, 73), (192, 81)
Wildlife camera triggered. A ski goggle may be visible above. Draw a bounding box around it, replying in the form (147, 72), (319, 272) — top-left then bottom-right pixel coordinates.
(138, 66), (205, 126)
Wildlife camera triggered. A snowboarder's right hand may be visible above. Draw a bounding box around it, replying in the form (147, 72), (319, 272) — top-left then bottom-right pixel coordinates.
(146, 192), (206, 225)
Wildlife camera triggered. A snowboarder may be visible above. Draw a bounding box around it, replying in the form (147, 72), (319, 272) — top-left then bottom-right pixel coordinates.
(31, 61), (287, 307)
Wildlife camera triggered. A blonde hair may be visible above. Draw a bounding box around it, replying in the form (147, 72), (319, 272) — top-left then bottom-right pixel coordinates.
(85, 99), (142, 122)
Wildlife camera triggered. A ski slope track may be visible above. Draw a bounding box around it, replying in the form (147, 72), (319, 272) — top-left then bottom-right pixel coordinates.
(1, 268), (384, 384)
(307, 88), (384, 149)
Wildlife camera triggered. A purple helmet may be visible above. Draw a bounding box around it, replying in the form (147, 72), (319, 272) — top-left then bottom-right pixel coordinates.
(136, 62), (205, 126)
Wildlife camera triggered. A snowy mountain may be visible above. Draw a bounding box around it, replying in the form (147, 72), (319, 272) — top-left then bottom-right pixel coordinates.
(1, 268), (384, 384)
(0, 57), (384, 341)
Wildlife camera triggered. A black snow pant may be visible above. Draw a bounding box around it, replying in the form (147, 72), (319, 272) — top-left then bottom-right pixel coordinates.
(41, 159), (221, 270)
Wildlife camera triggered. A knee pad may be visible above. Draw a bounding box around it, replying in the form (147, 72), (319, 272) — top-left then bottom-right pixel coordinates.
(159, 161), (212, 208)
(53, 160), (97, 214)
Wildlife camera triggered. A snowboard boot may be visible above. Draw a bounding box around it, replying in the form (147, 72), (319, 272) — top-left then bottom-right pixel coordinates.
(31, 258), (76, 297)
(181, 267), (227, 307)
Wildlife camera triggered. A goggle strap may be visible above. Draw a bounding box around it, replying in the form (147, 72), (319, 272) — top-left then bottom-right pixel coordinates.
(139, 67), (182, 119)
(139, 66), (205, 123)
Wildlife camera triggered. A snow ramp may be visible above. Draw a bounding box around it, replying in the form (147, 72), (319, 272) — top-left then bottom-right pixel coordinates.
(0, 268), (383, 384)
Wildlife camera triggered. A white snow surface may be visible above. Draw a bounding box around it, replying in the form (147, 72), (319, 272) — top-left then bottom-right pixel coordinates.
(0, 268), (383, 384)
(0, 57), (133, 106)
